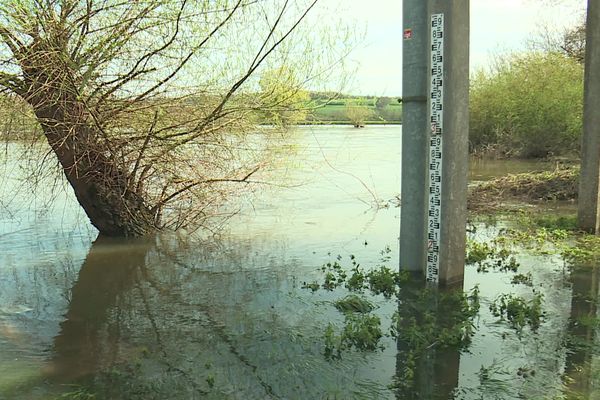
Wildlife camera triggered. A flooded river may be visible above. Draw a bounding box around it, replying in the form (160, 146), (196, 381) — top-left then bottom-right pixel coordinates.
(0, 126), (596, 399)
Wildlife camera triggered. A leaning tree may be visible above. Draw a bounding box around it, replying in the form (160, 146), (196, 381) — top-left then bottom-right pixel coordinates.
(0, 0), (348, 236)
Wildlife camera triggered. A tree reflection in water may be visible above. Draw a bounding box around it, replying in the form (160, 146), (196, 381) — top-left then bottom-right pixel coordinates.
(45, 235), (392, 399)
(49, 236), (152, 381)
(47, 235), (289, 398)
(6, 232), (600, 399)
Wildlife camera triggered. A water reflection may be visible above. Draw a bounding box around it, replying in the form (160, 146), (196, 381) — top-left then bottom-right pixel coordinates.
(3, 126), (600, 399)
(563, 265), (600, 397)
(42, 235), (290, 398)
(3, 232), (600, 399)
(394, 277), (463, 400)
(49, 236), (152, 381)
(37, 235), (395, 399)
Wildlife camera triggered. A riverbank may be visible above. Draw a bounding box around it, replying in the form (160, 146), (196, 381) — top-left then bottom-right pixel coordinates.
(468, 166), (579, 213)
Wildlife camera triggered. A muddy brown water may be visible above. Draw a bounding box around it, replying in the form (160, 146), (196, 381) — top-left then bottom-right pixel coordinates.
(0, 126), (596, 399)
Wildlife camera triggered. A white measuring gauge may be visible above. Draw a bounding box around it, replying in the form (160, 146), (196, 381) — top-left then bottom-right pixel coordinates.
(427, 13), (444, 284)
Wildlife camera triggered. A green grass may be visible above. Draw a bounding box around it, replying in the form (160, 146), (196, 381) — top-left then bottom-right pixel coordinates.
(306, 102), (402, 125)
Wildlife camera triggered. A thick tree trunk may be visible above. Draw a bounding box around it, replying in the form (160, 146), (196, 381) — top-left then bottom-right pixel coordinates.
(47, 124), (155, 236)
(36, 107), (156, 236)
(23, 79), (155, 236)
(17, 40), (156, 236)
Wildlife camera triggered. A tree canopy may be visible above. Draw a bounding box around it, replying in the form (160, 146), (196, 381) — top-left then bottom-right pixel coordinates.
(0, 0), (349, 235)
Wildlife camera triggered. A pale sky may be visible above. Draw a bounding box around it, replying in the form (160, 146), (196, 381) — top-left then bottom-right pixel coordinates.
(329, 0), (587, 96)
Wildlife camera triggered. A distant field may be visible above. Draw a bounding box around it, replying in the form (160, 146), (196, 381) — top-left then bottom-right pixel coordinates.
(303, 97), (402, 125)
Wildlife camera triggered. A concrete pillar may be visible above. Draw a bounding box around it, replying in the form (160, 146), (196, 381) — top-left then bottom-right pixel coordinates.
(429, 0), (470, 287)
(400, 0), (469, 286)
(578, 0), (600, 234)
(400, 0), (429, 273)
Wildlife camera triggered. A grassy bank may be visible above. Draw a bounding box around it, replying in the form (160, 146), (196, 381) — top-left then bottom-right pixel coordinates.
(303, 95), (402, 125)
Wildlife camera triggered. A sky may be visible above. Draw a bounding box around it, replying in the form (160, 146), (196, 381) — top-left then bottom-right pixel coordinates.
(328, 0), (587, 96)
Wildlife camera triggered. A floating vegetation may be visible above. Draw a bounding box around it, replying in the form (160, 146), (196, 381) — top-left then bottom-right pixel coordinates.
(391, 285), (481, 351)
(516, 366), (536, 380)
(340, 314), (383, 352)
(507, 214), (598, 267)
(469, 209), (599, 269)
(206, 375), (215, 389)
(345, 264), (366, 292)
(55, 386), (97, 400)
(334, 295), (375, 314)
(466, 229), (549, 337)
(323, 314), (383, 360)
(490, 293), (545, 336)
(498, 226), (569, 253)
(314, 250), (409, 296)
(465, 240), (520, 273)
(304, 250), (481, 363)
(323, 323), (340, 360)
(511, 272), (534, 287)
(365, 266), (405, 298)
(301, 281), (320, 292)
(476, 360), (516, 399)
(561, 235), (600, 266)
(530, 214), (578, 231)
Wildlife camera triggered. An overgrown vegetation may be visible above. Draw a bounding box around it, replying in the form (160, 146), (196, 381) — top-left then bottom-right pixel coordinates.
(470, 52), (583, 158)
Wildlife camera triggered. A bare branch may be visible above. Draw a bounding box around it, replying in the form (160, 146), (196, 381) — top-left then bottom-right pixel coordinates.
(151, 165), (261, 215)
(165, 0), (319, 143)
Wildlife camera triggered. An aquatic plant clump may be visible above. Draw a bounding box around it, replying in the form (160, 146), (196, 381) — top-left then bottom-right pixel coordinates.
(391, 285), (481, 351)
(304, 251), (481, 361)
(334, 295), (375, 314)
(466, 240), (520, 273)
(323, 313), (384, 360)
(487, 212), (600, 267)
(561, 235), (600, 266)
(489, 293), (545, 336)
(341, 314), (384, 352)
(308, 251), (409, 295)
(511, 273), (534, 287)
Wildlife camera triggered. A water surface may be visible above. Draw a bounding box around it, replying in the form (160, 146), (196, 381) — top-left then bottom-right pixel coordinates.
(0, 126), (597, 399)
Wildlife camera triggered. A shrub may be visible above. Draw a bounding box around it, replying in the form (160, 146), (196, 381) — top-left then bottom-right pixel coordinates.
(470, 52), (583, 158)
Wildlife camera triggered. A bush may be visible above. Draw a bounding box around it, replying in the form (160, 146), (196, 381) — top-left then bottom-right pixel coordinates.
(470, 52), (583, 158)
